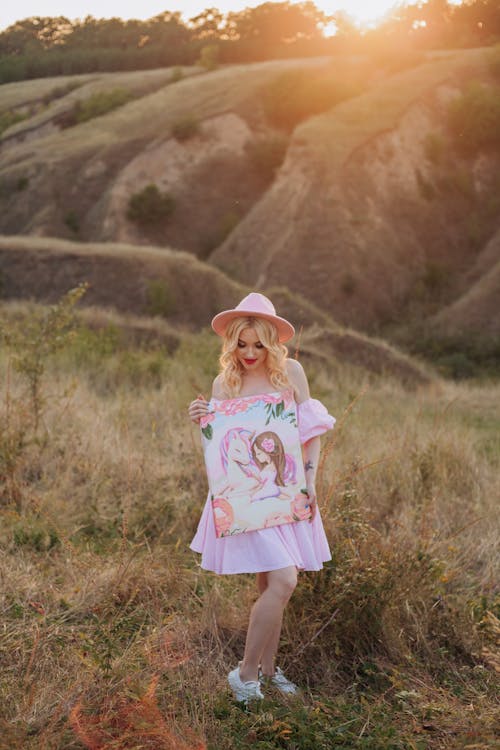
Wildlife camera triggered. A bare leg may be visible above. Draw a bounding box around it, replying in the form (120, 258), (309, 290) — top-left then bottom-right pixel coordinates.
(238, 566), (297, 682)
(255, 571), (283, 676)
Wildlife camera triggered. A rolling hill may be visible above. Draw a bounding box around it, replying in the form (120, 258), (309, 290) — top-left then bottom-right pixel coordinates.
(0, 235), (433, 386)
(0, 49), (498, 375)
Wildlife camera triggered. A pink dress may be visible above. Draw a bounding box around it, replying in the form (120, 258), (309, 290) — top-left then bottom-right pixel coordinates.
(190, 397), (336, 575)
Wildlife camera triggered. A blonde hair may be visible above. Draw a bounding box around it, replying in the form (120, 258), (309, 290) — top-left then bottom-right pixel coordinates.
(219, 317), (290, 397)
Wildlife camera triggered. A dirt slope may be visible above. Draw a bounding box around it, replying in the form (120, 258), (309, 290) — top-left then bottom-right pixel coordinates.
(0, 58), (327, 245)
(0, 235), (433, 386)
(0, 235), (245, 327)
(210, 49), (499, 334)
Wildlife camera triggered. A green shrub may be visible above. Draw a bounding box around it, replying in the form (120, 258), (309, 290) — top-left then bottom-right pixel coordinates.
(415, 168), (435, 201)
(246, 134), (288, 181)
(41, 80), (81, 106)
(146, 279), (176, 317)
(16, 176), (29, 191)
(436, 166), (475, 199)
(171, 114), (200, 141)
(0, 109), (26, 137)
(261, 69), (361, 131)
(197, 44), (219, 71)
(59, 88), (131, 128)
(170, 66), (183, 83)
(64, 210), (80, 234)
(423, 132), (445, 164)
(0, 284), (88, 431)
(13, 517), (60, 552)
(447, 82), (500, 154)
(127, 184), (175, 225)
(488, 43), (500, 80)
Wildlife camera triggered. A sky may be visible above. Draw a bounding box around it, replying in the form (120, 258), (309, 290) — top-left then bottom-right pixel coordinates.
(0, 1), (407, 33)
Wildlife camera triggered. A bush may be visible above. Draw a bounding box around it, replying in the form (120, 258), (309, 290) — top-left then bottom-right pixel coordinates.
(0, 109), (26, 137)
(488, 43), (500, 80)
(171, 114), (200, 141)
(197, 44), (219, 71)
(423, 132), (445, 164)
(415, 168), (436, 201)
(16, 176), (29, 191)
(447, 82), (500, 154)
(170, 66), (183, 83)
(127, 184), (175, 225)
(64, 210), (80, 234)
(146, 279), (176, 318)
(58, 88), (131, 128)
(261, 68), (361, 131)
(245, 134), (288, 180)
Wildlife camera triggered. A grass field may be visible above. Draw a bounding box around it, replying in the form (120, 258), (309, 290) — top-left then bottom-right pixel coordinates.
(0, 295), (498, 749)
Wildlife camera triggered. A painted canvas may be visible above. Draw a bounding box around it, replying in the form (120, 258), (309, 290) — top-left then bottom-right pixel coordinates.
(200, 388), (311, 537)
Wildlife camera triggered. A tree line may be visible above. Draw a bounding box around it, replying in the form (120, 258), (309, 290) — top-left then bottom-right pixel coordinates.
(0, 0), (499, 83)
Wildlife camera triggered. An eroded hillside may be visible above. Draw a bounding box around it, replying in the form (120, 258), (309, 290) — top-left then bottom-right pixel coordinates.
(211, 49), (500, 342)
(1, 50), (498, 376)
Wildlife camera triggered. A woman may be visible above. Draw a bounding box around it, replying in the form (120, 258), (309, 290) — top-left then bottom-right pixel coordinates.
(188, 292), (335, 703)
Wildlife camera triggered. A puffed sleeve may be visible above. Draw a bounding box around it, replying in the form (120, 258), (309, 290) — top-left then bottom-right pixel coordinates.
(297, 398), (336, 444)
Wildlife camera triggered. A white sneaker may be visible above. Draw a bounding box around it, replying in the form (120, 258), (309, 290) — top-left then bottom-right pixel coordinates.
(259, 666), (298, 694)
(228, 666), (264, 704)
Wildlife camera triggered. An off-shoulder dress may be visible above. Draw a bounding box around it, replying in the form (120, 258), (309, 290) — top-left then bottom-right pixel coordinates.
(189, 396), (335, 575)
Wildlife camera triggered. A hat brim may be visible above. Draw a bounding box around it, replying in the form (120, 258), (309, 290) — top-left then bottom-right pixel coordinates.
(211, 310), (295, 343)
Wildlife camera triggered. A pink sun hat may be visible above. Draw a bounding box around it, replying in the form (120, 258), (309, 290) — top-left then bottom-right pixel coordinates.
(211, 292), (295, 343)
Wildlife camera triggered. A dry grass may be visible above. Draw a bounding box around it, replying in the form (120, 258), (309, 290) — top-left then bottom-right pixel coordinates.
(0, 235), (246, 328)
(0, 312), (499, 748)
(0, 57), (329, 171)
(0, 67), (202, 144)
(0, 237), (440, 386)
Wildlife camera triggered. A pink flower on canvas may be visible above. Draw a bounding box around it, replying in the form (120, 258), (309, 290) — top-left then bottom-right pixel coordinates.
(212, 496), (234, 536)
(200, 412), (215, 428)
(218, 398), (255, 417)
(291, 493), (312, 521)
(261, 437), (275, 452)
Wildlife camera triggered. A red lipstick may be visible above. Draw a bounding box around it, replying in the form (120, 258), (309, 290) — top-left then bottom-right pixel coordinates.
(244, 358), (257, 365)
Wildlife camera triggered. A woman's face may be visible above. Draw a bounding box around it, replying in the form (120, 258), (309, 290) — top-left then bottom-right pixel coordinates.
(254, 445), (271, 464)
(236, 327), (267, 372)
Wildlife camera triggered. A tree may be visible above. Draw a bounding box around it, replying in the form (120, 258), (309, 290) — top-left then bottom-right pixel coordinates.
(226, 1), (329, 46)
(188, 7), (225, 40)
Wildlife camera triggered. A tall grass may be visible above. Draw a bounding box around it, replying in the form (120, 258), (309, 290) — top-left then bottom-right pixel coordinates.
(0, 311), (498, 748)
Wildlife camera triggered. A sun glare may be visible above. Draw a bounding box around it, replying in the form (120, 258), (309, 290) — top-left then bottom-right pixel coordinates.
(325, 1), (399, 25)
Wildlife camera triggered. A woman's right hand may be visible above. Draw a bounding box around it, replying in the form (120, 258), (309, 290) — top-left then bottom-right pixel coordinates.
(188, 394), (210, 424)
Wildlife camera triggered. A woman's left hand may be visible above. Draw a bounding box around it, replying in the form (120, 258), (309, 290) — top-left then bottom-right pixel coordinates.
(307, 484), (317, 522)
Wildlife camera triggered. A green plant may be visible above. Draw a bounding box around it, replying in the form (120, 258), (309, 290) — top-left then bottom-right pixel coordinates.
(13, 517), (60, 551)
(246, 134), (288, 180)
(0, 284), (88, 431)
(127, 184), (175, 225)
(171, 114), (200, 141)
(447, 82), (500, 154)
(197, 43), (219, 71)
(423, 131), (445, 164)
(0, 109), (26, 137)
(64, 210), (80, 234)
(415, 168), (435, 201)
(59, 88), (131, 128)
(16, 176), (29, 191)
(170, 65), (184, 82)
(146, 279), (176, 317)
(341, 273), (357, 295)
(488, 43), (500, 80)
(261, 69), (361, 131)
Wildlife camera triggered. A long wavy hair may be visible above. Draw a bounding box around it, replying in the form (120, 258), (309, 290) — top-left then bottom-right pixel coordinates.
(219, 316), (290, 397)
(251, 431), (286, 486)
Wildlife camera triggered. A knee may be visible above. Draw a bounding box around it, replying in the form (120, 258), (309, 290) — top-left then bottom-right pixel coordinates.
(269, 568), (298, 602)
